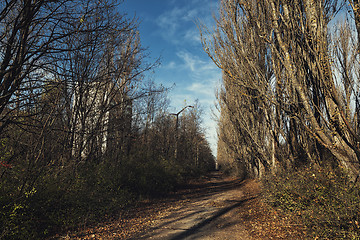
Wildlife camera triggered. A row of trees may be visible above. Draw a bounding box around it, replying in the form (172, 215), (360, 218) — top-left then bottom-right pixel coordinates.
(201, 0), (360, 179)
(0, 0), (214, 238)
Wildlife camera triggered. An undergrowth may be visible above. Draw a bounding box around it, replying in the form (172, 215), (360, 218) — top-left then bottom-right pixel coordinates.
(0, 155), (198, 239)
(263, 165), (360, 239)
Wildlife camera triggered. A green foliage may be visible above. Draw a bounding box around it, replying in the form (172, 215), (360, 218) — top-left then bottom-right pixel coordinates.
(0, 187), (39, 239)
(263, 165), (360, 239)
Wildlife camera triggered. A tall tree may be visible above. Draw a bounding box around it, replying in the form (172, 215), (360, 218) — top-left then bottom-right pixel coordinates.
(201, 0), (360, 178)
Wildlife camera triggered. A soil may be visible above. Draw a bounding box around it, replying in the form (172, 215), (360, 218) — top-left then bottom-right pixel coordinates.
(57, 172), (308, 239)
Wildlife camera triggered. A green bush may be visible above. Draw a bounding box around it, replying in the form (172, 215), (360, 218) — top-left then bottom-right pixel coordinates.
(263, 165), (360, 239)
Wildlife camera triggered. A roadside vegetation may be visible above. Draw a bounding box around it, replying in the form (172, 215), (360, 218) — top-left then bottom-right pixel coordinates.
(263, 163), (360, 239)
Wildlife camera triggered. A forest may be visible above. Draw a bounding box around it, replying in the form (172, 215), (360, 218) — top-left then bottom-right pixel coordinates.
(0, 0), (215, 239)
(201, 0), (360, 238)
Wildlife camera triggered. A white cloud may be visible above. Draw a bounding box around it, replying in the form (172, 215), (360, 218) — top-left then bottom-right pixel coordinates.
(162, 61), (176, 69)
(156, 7), (184, 36)
(182, 9), (199, 21)
(184, 28), (202, 45)
(176, 51), (199, 72)
(176, 50), (220, 80)
(156, 0), (218, 46)
(187, 82), (213, 96)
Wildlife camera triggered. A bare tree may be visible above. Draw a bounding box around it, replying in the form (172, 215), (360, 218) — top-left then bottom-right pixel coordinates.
(0, 0), (158, 195)
(201, 0), (360, 178)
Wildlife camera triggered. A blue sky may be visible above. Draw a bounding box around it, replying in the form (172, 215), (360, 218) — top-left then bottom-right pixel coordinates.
(121, 0), (221, 155)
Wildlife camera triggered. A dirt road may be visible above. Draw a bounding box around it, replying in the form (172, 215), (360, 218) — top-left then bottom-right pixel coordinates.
(65, 172), (305, 239)
(130, 172), (256, 240)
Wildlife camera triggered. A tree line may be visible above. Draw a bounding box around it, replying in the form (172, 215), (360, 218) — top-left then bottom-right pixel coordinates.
(0, 0), (215, 238)
(201, 0), (360, 180)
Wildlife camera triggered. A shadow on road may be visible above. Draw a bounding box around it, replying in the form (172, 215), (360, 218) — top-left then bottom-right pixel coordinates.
(172, 172), (246, 200)
(131, 172), (255, 240)
(168, 197), (256, 240)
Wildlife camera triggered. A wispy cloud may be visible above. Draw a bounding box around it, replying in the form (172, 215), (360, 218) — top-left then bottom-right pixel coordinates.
(156, 7), (184, 37)
(162, 61), (177, 69)
(171, 50), (220, 112)
(156, 0), (218, 46)
(182, 8), (199, 21)
(176, 50), (219, 78)
(176, 51), (198, 72)
(187, 82), (215, 96)
(184, 28), (202, 45)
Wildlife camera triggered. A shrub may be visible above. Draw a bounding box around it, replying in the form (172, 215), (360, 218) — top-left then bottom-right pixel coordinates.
(0, 150), (203, 239)
(263, 165), (360, 239)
